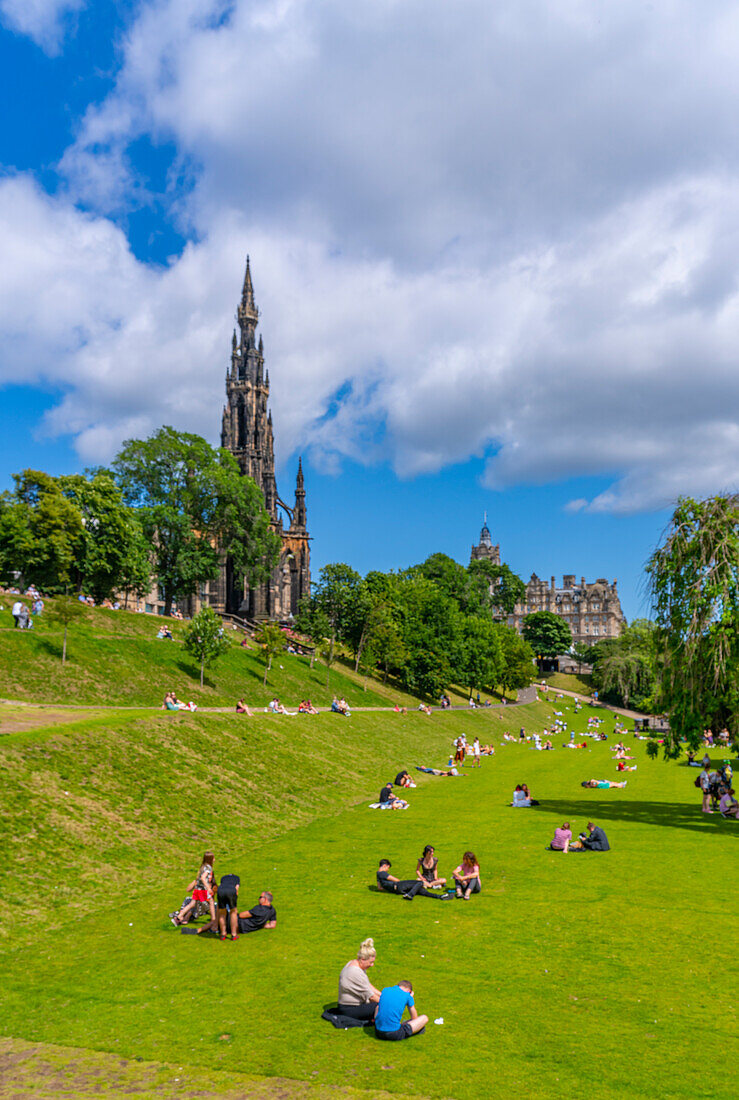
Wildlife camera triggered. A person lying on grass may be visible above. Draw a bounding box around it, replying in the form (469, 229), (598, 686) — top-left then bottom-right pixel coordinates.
(337, 937), (381, 1022)
(581, 779), (627, 789)
(172, 852), (216, 925)
(375, 980), (428, 1042)
(616, 761), (637, 772)
(379, 783), (408, 809)
(376, 859), (451, 901)
(569, 822), (610, 851)
(453, 851), (481, 899)
(416, 845), (446, 889)
(235, 699), (253, 715)
(195, 891), (276, 937)
(415, 765), (462, 776)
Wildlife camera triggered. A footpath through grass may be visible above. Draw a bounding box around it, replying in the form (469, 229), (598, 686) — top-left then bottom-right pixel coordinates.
(0, 692), (736, 1100)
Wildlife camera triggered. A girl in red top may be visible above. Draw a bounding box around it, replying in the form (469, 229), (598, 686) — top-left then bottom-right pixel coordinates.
(172, 852), (216, 926)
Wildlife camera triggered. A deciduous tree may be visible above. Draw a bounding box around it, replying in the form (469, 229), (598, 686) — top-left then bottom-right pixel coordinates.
(647, 493), (739, 749)
(183, 606), (231, 687)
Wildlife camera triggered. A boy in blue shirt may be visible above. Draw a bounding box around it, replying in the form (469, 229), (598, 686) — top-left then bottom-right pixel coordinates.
(374, 980), (428, 1041)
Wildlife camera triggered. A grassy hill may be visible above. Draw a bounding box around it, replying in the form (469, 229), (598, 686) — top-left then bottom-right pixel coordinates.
(0, 595), (425, 708)
(2, 603), (735, 1100)
(0, 692), (735, 1100)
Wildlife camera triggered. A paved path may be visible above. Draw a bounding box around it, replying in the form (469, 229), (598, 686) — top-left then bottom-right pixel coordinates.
(537, 684), (663, 725)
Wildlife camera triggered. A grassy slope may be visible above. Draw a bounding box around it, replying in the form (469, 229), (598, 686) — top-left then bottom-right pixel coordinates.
(0, 598), (400, 708)
(540, 671), (594, 695)
(1, 689), (736, 1100)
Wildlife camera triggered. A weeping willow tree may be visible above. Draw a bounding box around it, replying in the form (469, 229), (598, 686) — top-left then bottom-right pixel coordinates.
(647, 494), (739, 751)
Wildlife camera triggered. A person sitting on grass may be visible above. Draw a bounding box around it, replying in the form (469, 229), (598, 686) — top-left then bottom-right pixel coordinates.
(195, 872), (240, 939)
(375, 980), (428, 1041)
(235, 699), (253, 715)
(549, 822), (572, 852)
(156, 626), (173, 640)
(453, 851), (481, 899)
(719, 788), (739, 819)
(172, 852), (216, 925)
(616, 760), (637, 772)
(512, 785), (531, 807)
(394, 770), (414, 789)
(337, 938), (381, 1022)
(379, 783), (408, 809)
(298, 699), (318, 714)
(376, 859), (451, 901)
(581, 779), (627, 789)
(418, 703), (432, 716)
(416, 845), (446, 889)
(570, 822), (610, 851)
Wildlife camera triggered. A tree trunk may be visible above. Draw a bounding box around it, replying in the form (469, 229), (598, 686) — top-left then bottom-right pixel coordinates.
(62, 622), (68, 665)
(200, 656), (204, 687)
(354, 626), (368, 673)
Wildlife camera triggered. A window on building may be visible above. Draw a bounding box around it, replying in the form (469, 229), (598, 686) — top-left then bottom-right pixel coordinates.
(145, 602), (153, 614)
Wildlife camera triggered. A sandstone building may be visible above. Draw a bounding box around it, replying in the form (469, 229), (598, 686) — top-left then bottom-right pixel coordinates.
(470, 519), (624, 647)
(131, 259), (311, 620)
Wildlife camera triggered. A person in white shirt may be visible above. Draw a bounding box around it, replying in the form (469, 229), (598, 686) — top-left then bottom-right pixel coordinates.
(11, 601), (23, 628)
(472, 737), (481, 768)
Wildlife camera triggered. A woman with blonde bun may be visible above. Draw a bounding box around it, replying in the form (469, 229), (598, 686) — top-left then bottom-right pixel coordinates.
(337, 938), (381, 1021)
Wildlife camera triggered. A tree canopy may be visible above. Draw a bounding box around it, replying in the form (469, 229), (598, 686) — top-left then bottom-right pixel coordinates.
(113, 426), (279, 613)
(647, 494), (739, 750)
(0, 468), (150, 600)
(521, 610), (572, 665)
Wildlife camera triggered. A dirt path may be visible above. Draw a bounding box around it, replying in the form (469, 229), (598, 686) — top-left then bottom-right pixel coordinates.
(0, 1037), (429, 1100)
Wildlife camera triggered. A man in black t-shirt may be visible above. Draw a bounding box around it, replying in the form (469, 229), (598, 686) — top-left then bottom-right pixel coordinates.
(376, 860), (449, 901)
(236, 891), (277, 934)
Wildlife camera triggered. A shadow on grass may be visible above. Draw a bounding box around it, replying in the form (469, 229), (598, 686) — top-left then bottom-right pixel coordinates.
(173, 659), (215, 690)
(531, 798), (739, 837)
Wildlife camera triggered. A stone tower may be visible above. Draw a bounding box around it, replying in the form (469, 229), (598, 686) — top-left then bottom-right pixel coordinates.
(470, 513), (501, 566)
(220, 257), (311, 619)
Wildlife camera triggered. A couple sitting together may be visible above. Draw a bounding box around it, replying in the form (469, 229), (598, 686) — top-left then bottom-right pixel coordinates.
(330, 938), (427, 1041)
(549, 821), (610, 852)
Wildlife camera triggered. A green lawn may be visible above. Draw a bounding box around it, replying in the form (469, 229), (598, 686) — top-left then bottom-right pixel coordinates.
(0, 690), (735, 1099)
(540, 670), (594, 695)
(0, 597), (405, 708)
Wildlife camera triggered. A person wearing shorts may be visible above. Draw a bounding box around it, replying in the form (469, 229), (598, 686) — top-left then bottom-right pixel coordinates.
(375, 980), (427, 1041)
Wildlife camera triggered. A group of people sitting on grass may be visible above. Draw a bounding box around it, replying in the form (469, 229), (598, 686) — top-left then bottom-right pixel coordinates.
(162, 691), (197, 711)
(156, 626), (174, 640)
(549, 821), (610, 852)
(331, 696), (351, 716)
(376, 847), (482, 901)
(169, 851), (276, 939)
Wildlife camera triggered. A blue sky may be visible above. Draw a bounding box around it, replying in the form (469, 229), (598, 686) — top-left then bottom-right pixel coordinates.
(2, 0), (738, 622)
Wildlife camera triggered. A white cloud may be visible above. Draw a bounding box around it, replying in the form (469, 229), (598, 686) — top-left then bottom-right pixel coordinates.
(4, 0), (739, 512)
(0, 0), (84, 53)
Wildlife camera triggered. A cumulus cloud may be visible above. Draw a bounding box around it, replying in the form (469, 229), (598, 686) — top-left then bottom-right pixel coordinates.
(4, 0), (739, 511)
(0, 0), (84, 53)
